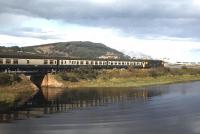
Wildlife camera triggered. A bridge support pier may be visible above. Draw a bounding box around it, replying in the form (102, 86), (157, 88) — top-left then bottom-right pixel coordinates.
(29, 73), (46, 89)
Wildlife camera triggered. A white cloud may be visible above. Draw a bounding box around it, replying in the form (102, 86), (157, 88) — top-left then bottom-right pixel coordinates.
(1, 20), (199, 62)
(0, 0), (200, 62)
(88, 0), (117, 4)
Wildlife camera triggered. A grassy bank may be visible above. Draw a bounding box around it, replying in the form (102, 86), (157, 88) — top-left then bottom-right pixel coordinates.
(72, 74), (200, 88)
(0, 74), (37, 112)
(55, 67), (200, 88)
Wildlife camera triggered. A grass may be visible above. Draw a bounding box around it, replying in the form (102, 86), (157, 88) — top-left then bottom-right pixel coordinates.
(56, 67), (200, 88)
(0, 75), (37, 112)
(59, 74), (200, 88)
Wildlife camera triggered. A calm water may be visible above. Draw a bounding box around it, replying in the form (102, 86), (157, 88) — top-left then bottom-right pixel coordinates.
(1, 81), (200, 134)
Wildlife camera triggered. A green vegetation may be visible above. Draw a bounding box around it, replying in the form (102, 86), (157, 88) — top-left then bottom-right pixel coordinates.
(0, 74), (36, 112)
(22, 46), (39, 54)
(47, 41), (124, 58)
(0, 73), (21, 86)
(56, 67), (200, 88)
(0, 46), (21, 53)
(0, 41), (126, 58)
(58, 67), (99, 82)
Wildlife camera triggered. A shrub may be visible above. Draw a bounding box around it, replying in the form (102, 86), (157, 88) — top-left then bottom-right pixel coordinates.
(181, 66), (187, 69)
(148, 69), (159, 77)
(58, 67), (100, 82)
(0, 73), (11, 85)
(0, 73), (21, 86)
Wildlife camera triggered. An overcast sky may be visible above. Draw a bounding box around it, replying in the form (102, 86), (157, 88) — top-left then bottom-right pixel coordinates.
(0, 0), (200, 62)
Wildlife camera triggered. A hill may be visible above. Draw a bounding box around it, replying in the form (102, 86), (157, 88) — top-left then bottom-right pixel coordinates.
(0, 41), (127, 59)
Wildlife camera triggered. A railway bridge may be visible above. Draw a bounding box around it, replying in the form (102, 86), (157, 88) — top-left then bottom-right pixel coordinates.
(0, 54), (164, 88)
(5, 71), (49, 89)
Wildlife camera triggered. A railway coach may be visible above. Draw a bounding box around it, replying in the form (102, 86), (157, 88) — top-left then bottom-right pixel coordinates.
(0, 54), (164, 72)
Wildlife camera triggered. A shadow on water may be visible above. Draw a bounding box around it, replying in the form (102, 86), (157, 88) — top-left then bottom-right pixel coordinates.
(0, 85), (168, 123)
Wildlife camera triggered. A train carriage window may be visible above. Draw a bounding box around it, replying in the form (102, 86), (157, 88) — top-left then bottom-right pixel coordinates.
(44, 60), (48, 64)
(6, 59), (11, 64)
(91, 61), (94, 65)
(0, 59), (3, 64)
(80, 61), (84, 65)
(55, 61), (57, 64)
(95, 61), (98, 65)
(86, 61), (89, 65)
(104, 61), (107, 65)
(99, 61), (102, 65)
(77, 61), (80, 65)
(27, 60), (30, 64)
(50, 60), (54, 65)
(118, 62), (121, 65)
(13, 59), (18, 64)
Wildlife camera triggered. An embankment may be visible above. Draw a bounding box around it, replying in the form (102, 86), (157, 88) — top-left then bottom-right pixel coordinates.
(41, 68), (200, 88)
(0, 74), (38, 112)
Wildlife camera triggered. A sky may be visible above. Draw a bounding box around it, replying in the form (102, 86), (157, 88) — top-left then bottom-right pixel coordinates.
(0, 0), (200, 62)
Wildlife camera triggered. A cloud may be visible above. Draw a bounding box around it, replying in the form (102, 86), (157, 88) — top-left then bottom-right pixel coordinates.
(1, 0), (200, 40)
(0, 0), (200, 61)
(0, 26), (61, 40)
(191, 48), (200, 53)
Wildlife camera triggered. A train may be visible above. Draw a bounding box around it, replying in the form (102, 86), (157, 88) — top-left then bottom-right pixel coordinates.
(0, 54), (164, 72)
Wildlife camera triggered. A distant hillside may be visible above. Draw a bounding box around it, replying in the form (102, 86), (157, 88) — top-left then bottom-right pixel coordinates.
(0, 41), (127, 59)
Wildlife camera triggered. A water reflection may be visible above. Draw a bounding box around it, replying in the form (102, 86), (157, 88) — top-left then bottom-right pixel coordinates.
(1, 82), (200, 134)
(0, 86), (166, 123)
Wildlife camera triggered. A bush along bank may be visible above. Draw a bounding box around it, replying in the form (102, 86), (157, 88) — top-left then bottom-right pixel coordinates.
(53, 67), (200, 88)
(0, 73), (37, 113)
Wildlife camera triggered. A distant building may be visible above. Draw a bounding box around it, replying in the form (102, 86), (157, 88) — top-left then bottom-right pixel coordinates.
(176, 62), (199, 65)
(17, 51), (23, 53)
(98, 52), (120, 59)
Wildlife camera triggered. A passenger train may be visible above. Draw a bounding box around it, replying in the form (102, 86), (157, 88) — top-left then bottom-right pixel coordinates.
(0, 54), (164, 71)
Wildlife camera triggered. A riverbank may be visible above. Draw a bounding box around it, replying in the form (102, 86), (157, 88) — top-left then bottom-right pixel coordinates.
(58, 74), (200, 88)
(42, 68), (200, 88)
(0, 74), (37, 112)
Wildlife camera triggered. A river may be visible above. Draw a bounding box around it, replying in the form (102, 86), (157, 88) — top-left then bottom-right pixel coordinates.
(0, 81), (200, 134)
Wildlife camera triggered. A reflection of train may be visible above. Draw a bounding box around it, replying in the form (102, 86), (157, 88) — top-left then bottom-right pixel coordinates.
(0, 54), (164, 71)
